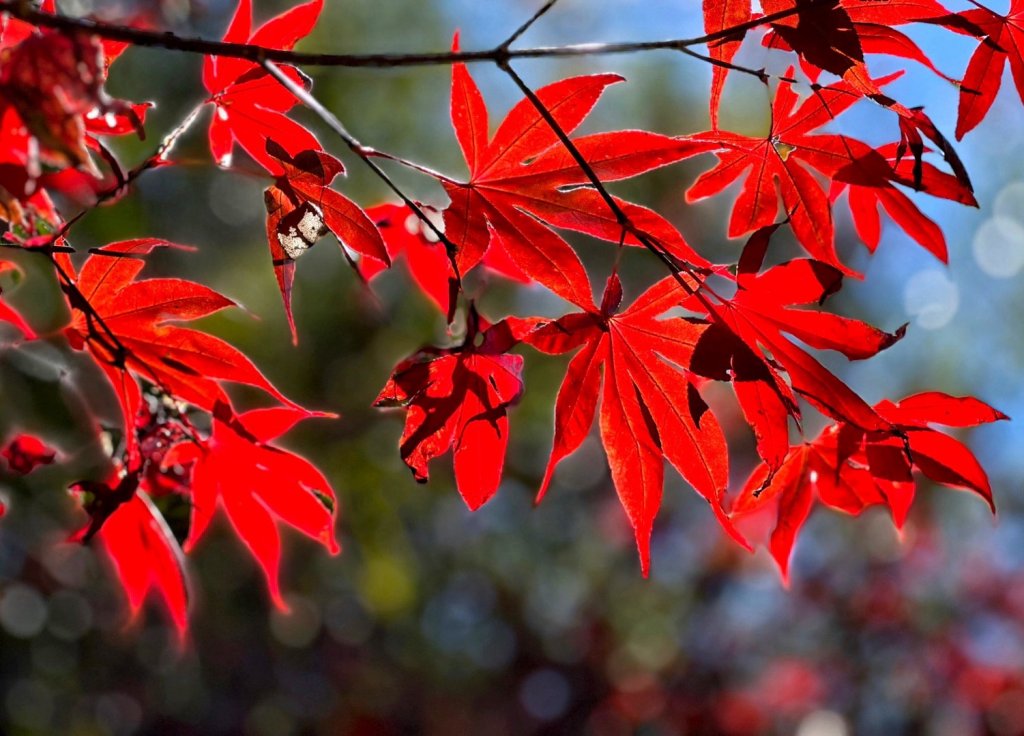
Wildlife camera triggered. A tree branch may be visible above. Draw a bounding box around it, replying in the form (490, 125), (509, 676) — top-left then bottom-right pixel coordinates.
(0, 0), (831, 69)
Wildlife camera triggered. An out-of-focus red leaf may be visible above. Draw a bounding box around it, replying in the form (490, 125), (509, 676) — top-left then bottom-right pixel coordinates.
(0, 30), (143, 176)
(1, 434), (56, 474)
(176, 408), (339, 609)
(0, 260), (35, 339)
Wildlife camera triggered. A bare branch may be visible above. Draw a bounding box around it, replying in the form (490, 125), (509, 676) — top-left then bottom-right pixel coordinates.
(500, 0), (561, 51)
(0, 0), (831, 69)
(53, 104), (205, 243)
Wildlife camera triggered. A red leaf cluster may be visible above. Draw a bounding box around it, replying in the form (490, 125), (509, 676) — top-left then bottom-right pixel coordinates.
(0, 0), (1014, 633)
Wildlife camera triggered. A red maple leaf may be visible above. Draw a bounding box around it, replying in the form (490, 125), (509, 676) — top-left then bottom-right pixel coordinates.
(59, 239), (298, 452)
(170, 408), (339, 608)
(204, 0), (323, 173)
(701, 2), (972, 199)
(0, 29), (144, 176)
(950, 2), (1024, 139)
(91, 488), (190, 636)
(704, 0), (753, 128)
(441, 42), (713, 309)
(513, 273), (749, 575)
(829, 142), (977, 262)
(689, 225), (904, 475)
(263, 142), (387, 342)
(374, 308), (524, 512)
(705, 0), (960, 124)
(731, 392), (1007, 580)
(686, 74), (876, 270)
(760, 0), (964, 94)
(361, 202), (528, 317)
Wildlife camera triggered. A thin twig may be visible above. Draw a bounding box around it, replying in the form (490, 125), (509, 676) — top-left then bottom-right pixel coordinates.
(364, 149), (458, 185)
(53, 104), (205, 242)
(501, 0), (561, 51)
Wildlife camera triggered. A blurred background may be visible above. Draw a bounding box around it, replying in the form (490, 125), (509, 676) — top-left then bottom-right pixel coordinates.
(1, 0), (1023, 734)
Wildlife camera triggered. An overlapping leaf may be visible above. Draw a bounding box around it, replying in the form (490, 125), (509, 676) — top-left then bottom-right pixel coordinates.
(374, 310), (524, 511)
(169, 408), (339, 608)
(442, 48), (713, 309)
(0, 29), (144, 176)
(731, 392), (1007, 579)
(204, 0), (323, 172)
(829, 142), (976, 261)
(59, 239), (297, 449)
(514, 273), (748, 575)
(263, 142), (387, 341)
(361, 202), (528, 317)
(685, 75), (873, 269)
(689, 225), (904, 476)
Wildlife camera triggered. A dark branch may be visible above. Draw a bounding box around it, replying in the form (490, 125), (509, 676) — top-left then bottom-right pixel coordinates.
(501, 0), (562, 51)
(0, 0), (830, 69)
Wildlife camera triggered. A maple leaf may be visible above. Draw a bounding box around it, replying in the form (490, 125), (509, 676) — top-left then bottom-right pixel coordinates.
(59, 239), (298, 451)
(703, 1), (972, 196)
(759, 0), (965, 95)
(0, 106), (63, 239)
(829, 142), (977, 262)
(833, 0), (970, 82)
(513, 273), (749, 575)
(170, 408), (339, 608)
(685, 74), (873, 270)
(706, 0), (959, 121)
(361, 202), (528, 317)
(950, 2), (1024, 139)
(262, 142), (387, 342)
(1, 434), (56, 475)
(442, 44), (714, 309)
(704, 0), (753, 128)
(731, 392), (1007, 580)
(374, 308), (524, 511)
(68, 468), (191, 636)
(0, 0), (55, 48)
(93, 487), (190, 636)
(204, 0), (323, 173)
(688, 225), (904, 476)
